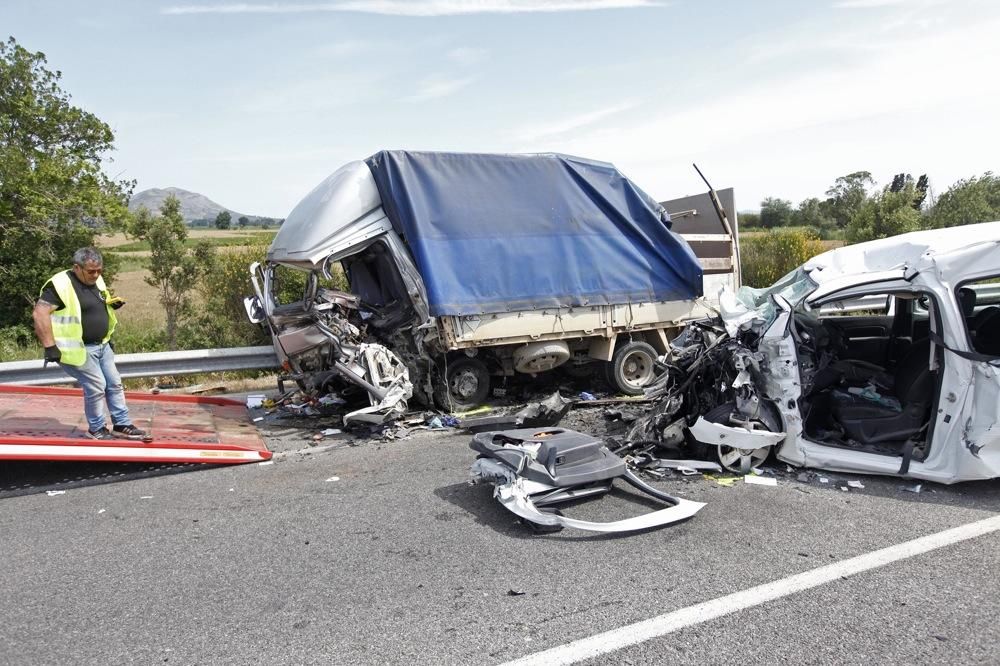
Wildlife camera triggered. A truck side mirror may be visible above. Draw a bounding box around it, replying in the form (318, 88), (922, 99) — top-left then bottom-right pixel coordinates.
(243, 296), (265, 324)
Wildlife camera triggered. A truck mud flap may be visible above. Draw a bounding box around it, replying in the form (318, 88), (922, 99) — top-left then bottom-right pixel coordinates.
(0, 385), (271, 464)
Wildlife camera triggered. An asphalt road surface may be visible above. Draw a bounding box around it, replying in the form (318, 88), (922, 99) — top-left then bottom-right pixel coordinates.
(2, 412), (999, 665)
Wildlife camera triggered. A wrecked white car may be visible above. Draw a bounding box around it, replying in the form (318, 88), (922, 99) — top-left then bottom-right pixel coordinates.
(247, 151), (736, 414)
(624, 223), (1000, 484)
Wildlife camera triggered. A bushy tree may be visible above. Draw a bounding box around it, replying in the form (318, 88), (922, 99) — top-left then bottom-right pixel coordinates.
(238, 215), (249, 228)
(825, 171), (874, 229)
(0, 36), (132, 328)
(738, 211), (760, 229)
(214, 210), (231, 229)
(890, 173), (929, 211)
(128, 195), (215, 349)
(927, 173), (1000, 229)
(759, 197), (794, 229)
(792, 197), (837, 237)
(845, 183), (922, 243)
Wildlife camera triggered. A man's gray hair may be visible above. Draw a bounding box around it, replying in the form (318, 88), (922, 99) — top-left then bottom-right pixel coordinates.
(72, 247), (103, 267)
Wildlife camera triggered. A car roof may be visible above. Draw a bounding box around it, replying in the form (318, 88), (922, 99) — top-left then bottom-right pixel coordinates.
(802, 221), (1000, 286)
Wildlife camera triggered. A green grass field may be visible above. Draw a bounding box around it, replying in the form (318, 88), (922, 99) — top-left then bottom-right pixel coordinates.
(109, 233), (275, 253)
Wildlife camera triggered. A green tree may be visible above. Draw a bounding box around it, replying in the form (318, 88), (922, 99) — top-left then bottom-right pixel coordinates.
(760, 197), (794, 229)
(129, 196), (215, 349)
(792, 197), (837, 237)
(214, 210), (231, 230)
(0, 37), (132, 328)
(927, 173), (1000, 229)
(845, 183), (922, 243)
(890, 173), (930, 211)
(238, 215), (249, 228)
(738, 211), (761, 229)
(825, 171), (874, 229)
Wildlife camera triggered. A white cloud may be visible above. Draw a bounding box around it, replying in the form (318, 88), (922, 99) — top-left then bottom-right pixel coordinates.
(162, 1), (663, 16)
(526, 13), (1000, 204)
(513, 101), (639, 142)
(405, 75), (475, 101)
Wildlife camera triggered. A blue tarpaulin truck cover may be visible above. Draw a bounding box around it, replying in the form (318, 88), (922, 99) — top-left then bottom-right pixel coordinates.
(365, 151), (703, 317)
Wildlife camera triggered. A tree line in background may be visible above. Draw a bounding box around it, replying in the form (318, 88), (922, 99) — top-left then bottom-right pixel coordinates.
(739, 170), (1000, 243)
(3, 35), (1000, 358)
(208, 210), (283, 230)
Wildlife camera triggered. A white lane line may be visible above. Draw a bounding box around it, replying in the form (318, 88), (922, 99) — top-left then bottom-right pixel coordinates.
(500, 514), (1000, 666)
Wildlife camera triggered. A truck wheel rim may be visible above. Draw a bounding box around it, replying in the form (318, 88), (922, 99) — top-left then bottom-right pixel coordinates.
(621, 351), (654, 387)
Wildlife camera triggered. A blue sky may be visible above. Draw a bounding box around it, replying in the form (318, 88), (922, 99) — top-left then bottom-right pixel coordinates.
(3, 0), (999, 217)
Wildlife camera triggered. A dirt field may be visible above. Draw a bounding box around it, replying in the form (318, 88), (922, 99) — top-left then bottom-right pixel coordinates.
(97, 228), (274, 248)
(108, 270), (165, 328)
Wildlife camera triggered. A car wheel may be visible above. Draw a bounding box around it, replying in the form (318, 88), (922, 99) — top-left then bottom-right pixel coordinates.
(704, 402), (775, 474)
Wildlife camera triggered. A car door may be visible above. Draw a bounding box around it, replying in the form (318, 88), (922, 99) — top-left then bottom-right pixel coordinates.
(817, 294), (895, 366)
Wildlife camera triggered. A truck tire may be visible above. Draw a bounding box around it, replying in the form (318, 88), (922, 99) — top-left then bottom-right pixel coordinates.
(607, 341), (658, 395)
(434, 357), (491, 412)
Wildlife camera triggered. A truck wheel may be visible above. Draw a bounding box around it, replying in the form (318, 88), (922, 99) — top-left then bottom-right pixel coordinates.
(434, 357), (491, 412)
(607, 341), (658, 395)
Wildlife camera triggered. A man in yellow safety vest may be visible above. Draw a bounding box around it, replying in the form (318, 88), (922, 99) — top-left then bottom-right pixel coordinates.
(32, 247), (147, 441)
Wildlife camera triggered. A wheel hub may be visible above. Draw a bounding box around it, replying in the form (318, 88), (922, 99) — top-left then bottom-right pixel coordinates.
(451, 370), (480, 400)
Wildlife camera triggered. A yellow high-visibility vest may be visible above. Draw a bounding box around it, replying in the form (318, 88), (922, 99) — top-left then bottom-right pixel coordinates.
(40, 271), (118, 366)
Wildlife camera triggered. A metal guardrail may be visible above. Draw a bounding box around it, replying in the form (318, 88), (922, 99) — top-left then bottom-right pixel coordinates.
(819, 284), (1000, 316)
(0, 346), (280, 386)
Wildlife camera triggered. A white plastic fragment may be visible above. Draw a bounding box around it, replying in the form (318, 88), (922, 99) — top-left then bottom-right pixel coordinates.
(904, 483), (923, 493)
(325, 476), (341, 482)
(45, 490), (66, 496)
(140, 495), (153, 499)
(321, 428), (342, 436)
(257, 460), (274, 466)
(819, 477), (830, 484)
(252, 416), (264, 422)
(744, 475), (777, 486)
(246, 394), (266, 409)
(848, 480), (865, 489)
(98, 508), (106, 514)
(228, 488), (235, 492)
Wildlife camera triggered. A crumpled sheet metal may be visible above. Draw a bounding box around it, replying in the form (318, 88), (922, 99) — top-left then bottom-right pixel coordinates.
(493, 478), (705, 534)
(469, 433), (705, 534)
(461, 391), (573, 432)
(688, 416), (787, 449)
(342, 343), (413, 426)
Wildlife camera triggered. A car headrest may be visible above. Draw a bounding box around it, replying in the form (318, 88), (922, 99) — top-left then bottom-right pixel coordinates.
(958, 288), (976, 318)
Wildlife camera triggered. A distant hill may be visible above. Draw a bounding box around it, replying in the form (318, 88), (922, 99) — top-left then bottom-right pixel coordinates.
(128, 187), (276, 226)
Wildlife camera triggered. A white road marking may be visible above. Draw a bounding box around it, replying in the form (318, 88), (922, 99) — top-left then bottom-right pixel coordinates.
(500, 514), (1000, 666)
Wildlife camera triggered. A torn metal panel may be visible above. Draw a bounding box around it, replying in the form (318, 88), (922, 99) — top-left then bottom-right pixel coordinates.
(688, 417), (786, 448)
(469, 428), (704, 533)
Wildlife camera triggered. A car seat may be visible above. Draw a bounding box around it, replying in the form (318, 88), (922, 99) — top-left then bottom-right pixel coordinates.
(830, 339), (934, 445)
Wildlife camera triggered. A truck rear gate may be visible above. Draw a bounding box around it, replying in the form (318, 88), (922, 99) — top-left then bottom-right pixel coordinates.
(0, 385), (271, 464)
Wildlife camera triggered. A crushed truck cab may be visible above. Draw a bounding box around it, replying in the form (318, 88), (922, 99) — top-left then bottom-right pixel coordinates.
(247, 151), (737, 412)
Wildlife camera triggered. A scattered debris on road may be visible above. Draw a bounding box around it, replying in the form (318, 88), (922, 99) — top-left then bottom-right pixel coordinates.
(469, 427), (704, 534)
